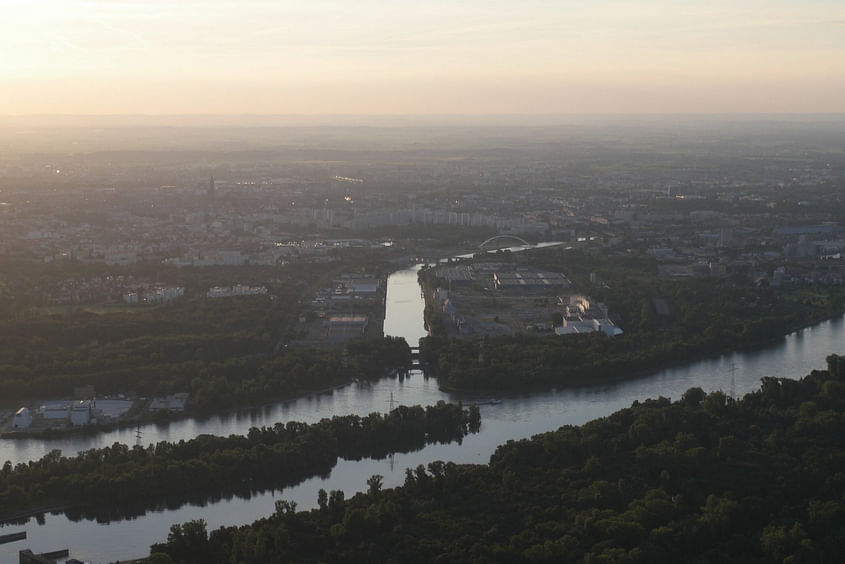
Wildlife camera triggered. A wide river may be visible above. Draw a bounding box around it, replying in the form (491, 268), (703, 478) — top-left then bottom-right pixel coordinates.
(3, 263), (845, 563)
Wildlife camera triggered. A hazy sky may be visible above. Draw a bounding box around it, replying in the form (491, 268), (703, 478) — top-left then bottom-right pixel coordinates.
(2, 0), (844, 114)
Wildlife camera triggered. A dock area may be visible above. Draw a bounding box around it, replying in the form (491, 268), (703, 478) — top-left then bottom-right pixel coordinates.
(0, 530), (26, 544)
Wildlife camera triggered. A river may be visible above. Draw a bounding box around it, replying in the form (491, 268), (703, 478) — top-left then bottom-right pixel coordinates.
(2, 263), (845, 563)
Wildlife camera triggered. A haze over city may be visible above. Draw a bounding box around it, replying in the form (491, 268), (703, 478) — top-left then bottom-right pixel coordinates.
(2, 0), (845, 115)
(3, 1), (845, 563)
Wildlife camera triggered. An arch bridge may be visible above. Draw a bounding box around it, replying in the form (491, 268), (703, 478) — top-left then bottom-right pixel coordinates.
(478, 234), (532, 249)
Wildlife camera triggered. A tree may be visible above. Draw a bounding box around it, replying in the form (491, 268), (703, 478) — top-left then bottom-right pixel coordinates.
(699, 495), (738, 534)
(680, 387), (705, 407)
(275, 499), (297, 518)
(162, 519), (211, 563)
(827, 354), (845, 379)
(328, 489), (345, 516)
(367, 474), (383, 497)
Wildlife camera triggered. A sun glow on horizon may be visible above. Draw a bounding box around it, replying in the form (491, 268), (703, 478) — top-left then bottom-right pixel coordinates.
(1, 0), (844, 114)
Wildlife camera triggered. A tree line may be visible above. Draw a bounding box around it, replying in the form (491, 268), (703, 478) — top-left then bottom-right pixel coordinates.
(0, 333), (411, 414)
(147, 354), (845, 563)
(0, 401), (480, 522)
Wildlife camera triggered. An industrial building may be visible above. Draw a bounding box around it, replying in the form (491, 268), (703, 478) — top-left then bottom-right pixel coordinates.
(493, 270), (571, 291)
(555, 295), (623, 337)
(13, 407), (32, 429)
(36, 400), (95, 427)
(148, 392), (189, 412)
(327, 314), (369, 342)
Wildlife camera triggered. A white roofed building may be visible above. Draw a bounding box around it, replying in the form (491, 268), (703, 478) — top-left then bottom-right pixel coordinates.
(13, 407), (32, 429)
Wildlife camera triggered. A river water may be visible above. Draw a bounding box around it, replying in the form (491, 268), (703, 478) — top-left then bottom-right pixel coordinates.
(2, 264), (845, 563)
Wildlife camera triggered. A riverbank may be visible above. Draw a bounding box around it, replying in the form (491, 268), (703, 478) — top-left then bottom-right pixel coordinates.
(5, 310), (841, 443)
(0, 376), (358, 442)
(0, 338), (414, 443)
(0, 505), (70, 526)
(432, 309), (845, 395)
(146, 357), (845, 564)
(4, 298), (844, 563)
(418, 240), (845, 394)
(0, 402), (478, 529)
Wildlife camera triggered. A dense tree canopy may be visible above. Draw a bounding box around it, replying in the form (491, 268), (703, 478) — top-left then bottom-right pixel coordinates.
(0, 401), (478, 522)
(0, 258), (402, 410)
(150, 355), (845, 563)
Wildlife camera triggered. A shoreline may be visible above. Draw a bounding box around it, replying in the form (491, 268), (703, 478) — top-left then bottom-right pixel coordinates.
(0, 377), (358, 442)
(4, 310), (843, 444)
(435, 309), (845, 395)
(0, 368), (405, 442)
(0, 504), (70, 526)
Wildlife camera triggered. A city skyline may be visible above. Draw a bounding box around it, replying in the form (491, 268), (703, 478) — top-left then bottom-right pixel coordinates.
(2, 0), (845, 115)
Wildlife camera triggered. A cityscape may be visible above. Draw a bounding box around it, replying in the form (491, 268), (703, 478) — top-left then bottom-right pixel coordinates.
(1, 118), (844, 563)
(2, 0), (845, 562)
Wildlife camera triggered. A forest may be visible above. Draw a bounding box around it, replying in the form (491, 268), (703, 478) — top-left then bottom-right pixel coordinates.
(146, 354), (845, 563)
(0, 256), (410, 412)
(0, 401), (478, 522)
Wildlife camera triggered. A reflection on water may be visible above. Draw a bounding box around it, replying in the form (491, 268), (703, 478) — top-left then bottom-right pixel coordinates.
(2, 263), (844, 563)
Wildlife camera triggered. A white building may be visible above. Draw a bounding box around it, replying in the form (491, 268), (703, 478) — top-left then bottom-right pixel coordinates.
(207, 285), (267, 298)
(146, 286), (185, 304)
(41, 402), (71, 420)
(13, 407), (32, 429)
(343, 278), (380, 295)
(555, 295), (623, 337)
(148, 392), (189, 412)
(70, 400), (92, 426)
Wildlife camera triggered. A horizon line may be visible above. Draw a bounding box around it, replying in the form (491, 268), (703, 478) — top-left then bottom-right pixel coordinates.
(3, 112), (845, 117)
